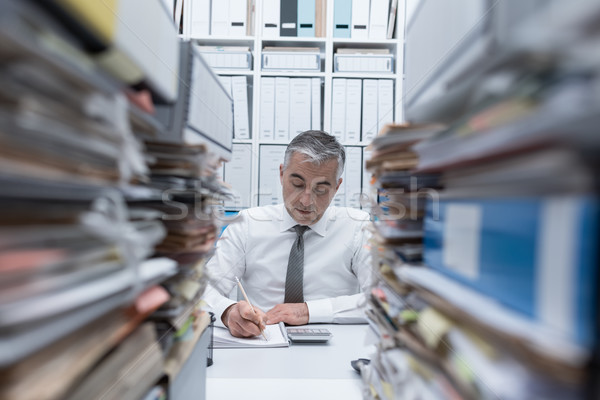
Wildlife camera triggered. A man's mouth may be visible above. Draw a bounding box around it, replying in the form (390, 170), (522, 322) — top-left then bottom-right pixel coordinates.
(296, 209), (313, 215)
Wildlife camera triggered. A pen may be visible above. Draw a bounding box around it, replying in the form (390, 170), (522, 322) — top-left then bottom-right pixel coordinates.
(235, 276), (268, 340)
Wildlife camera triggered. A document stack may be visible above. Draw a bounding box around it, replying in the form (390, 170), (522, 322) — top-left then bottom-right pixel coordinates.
(0, 2), (182, 400)
(1, 1), (225, 399)
(365, 123), (444, 263)
(134, 40), (234, 380)
(361, 2), (600, 399)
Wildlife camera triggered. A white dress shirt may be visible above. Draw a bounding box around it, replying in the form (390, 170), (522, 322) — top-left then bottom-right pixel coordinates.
(203, 204), (372, 326)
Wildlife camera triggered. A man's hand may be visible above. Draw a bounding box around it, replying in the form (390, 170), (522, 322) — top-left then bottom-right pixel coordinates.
(265, 303), (309, 325)
(222, 301), (267, 338)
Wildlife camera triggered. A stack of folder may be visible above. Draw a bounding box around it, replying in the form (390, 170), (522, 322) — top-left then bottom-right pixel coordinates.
(365, 123), (444, 263)
(362, 6), (600, 398)
(1, 2), (228, 399)
(0, 2), (184, 399)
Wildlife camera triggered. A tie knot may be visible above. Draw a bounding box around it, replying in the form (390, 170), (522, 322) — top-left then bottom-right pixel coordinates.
(294, 225), (309, 236)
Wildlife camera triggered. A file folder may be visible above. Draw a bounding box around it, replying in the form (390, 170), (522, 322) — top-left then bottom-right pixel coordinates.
(351, 0), (369, 39)
(333, 0), (352, 38)
(297, 0), (316, 37)
(345, 79), (362, 143)
(211, 0), (230, 36)
(259, 77), (276, 141)
(377, 79), (394, 131)
(369, 0), (389, 39)
(311, 77), (322, 130)
(231, 76), (250, 139)
(224, 144), (253, 209)
(229, 0), (248, 36)
(345, 146), (363, 208)
(362, 79), (378, 142)
(259, 145), (286, 205)
(274, 77), (290, 141)
(330, 78), (347, 142)
(262, 0), (281, 37)
(423, 195), (600, 347)
(190, 0), (210, 37)
(289, 78), (312, 139)
(280, 0), (298, 36)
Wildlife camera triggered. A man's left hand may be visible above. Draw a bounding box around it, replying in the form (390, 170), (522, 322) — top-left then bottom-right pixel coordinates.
(265, 303), (309, 325)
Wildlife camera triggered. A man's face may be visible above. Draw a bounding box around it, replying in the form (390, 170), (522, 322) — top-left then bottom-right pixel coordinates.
(280, 152), (342, 226)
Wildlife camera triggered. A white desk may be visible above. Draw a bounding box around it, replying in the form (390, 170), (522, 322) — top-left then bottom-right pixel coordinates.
(206, 324), (374, 400)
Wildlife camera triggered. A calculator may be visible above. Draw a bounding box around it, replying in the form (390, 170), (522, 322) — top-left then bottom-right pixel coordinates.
(286, 327), (333, 343)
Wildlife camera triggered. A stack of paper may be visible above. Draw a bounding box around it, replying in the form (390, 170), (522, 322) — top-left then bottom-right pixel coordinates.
(363, 10), (600, 397)
(0, 2), (219, 400)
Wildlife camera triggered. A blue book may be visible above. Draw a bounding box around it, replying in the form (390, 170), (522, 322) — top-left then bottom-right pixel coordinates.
(333, 0), (352, 38)
(423, 195), (599, 347)
(297, 0), (316, 37)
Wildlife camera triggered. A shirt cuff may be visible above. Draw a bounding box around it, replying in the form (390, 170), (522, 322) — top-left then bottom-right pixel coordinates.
(203, 286), (237, 328)
(306, 298), (333, 323)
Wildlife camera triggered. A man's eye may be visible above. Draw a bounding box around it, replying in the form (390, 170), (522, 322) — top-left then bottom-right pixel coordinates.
(314, 186), (328, 195)
(292, 182), (304, 188)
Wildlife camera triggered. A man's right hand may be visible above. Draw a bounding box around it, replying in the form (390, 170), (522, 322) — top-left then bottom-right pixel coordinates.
(222, 301), (267, 338)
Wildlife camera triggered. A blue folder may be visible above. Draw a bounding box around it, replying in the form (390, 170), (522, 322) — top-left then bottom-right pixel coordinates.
(333, 0), (352, 38)
(297, 0), (316, 37)
(423, 195), (599, 347)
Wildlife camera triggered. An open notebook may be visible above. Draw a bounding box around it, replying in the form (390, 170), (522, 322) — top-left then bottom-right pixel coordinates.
(213, 322), (290, 348)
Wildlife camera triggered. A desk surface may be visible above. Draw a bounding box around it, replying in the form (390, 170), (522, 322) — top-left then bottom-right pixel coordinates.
(206, 324), (374, 400)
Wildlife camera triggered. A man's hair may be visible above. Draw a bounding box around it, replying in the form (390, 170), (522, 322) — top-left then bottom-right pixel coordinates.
(283, 130), (346, 179)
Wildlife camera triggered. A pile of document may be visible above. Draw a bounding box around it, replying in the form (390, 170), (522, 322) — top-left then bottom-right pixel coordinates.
(0, 1), (232, 399)
(361, 5), (600, 399)
(365, 123), (444, 263)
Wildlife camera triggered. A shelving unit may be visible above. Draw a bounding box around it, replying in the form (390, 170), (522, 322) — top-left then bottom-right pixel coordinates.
(182, 0), (405, 210)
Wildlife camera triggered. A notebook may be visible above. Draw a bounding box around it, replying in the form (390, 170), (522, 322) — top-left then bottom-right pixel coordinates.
(212, 322), (290, 348)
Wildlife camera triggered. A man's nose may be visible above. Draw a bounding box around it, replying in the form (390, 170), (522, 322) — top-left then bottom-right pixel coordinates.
(299, 188), (313, 206)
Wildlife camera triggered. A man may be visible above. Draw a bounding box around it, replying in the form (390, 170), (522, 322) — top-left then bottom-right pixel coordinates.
(204, 130), (372, 338)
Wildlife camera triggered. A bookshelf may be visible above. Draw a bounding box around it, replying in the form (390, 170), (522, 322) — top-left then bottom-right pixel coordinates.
(181, 0), (405, 210)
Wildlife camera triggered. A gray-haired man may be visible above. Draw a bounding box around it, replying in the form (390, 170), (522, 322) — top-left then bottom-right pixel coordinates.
(204, 130), (372, 338)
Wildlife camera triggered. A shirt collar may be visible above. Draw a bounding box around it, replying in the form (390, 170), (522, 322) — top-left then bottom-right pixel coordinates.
(279, 204), (329, 237)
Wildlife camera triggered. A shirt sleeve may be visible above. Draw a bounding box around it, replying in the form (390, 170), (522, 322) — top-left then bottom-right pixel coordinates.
(202, 213), (248, 327)
(306, 218), (373, 324)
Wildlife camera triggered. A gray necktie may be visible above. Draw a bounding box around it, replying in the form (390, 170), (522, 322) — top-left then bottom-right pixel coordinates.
(284, 225), (309, 303)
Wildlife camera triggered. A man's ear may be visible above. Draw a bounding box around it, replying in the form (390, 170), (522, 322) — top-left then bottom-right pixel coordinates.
(279, 164), (284, 184)
(335, 177), (343, 192)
